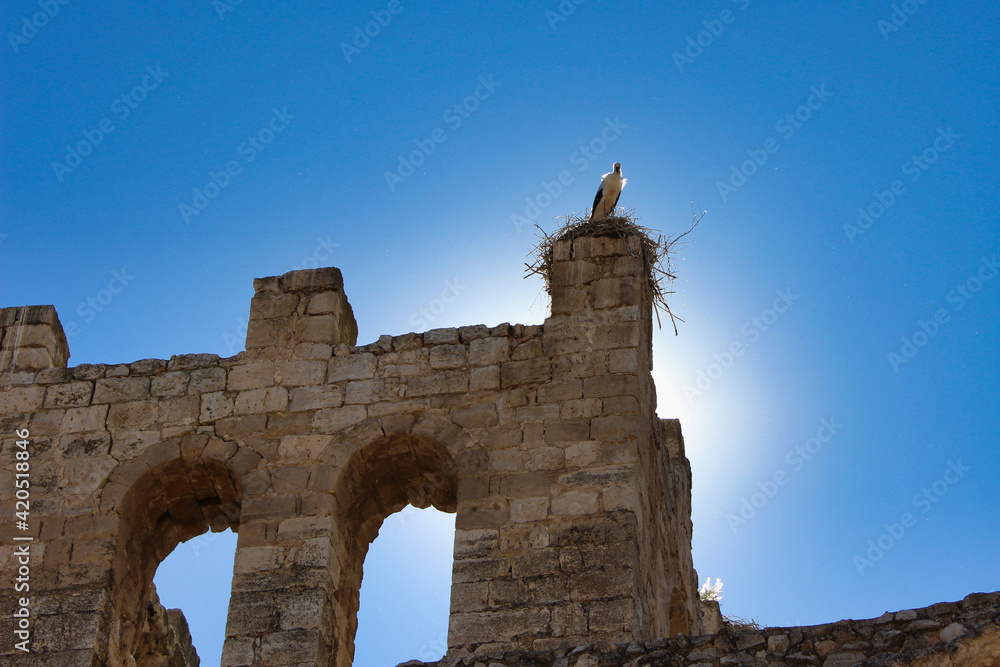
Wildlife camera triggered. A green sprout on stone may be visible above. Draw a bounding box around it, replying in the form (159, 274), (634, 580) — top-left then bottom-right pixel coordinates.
(699, 577), (724, 602)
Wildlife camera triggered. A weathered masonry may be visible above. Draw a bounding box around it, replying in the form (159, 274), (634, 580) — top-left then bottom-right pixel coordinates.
(0, 231), (704, 666)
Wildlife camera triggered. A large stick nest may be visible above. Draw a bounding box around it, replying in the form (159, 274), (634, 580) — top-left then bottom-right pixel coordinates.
(525, 207), (701, 335)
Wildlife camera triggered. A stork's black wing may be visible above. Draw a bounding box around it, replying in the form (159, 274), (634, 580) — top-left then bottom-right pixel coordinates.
(591, 185), (605, 217)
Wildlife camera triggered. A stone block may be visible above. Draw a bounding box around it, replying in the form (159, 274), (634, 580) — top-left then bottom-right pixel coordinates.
(188, 367), (227, 394)
(274, 359), (327, 386)
(227, 360), (275, 390)
(234, 387), (289, 414)
(44, 381), (93, 408)
(327, 353), (376, 382)
(469, 337), (509, 366)
(551, 491), (599, 516)
(313, 405), (367, 432)
(61, 405), (108, 432)
(470, 365), (500, 391)
(151, 371), (188, 397)
(500, 358), (551, 388)
(288, 384), (343, 411)
(1, 385), (45, 412)
(510, 497), (549, 523)
(424, 327), (460, 345)
(92, 376), (150, 403)
(454, 401), (500, 428)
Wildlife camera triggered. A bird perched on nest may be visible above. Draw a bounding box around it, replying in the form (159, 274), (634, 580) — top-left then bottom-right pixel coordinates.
(590, 162), (626, 220)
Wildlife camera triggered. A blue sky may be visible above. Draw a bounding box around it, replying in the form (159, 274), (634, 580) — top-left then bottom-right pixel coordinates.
(3, 0), (999, 664)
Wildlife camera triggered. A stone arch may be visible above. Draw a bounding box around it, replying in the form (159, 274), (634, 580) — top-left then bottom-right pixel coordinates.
(331, 431), (458, 666)
(103, 441), (244, 664)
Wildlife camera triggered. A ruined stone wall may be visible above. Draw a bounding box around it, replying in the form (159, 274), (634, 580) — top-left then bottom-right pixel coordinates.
(133, 583), (200, 667)
(424, 591), (1000, 667)
(0, 233), (702, 666)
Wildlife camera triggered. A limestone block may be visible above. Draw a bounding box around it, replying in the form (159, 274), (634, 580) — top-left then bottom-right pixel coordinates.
(430, 343), (468, 369)
(44, 381), (93, 408)
(313, 405), (366, 432)
(498, 472), (550, 498)
(200, 391), (234, 422)
(608, 348), (639, 373)
(587, 598), (633, 633)
(227, 360), (275, 390)
(407, 370), (469, 396)
(549, 260), (599, 287)
(470, 366), (500, 391)
(215, 415), (267, 440)
(234, 387), (288, 414)
(158, 396), (199, 428)
(188, 367), (227, 394)
(551, 491), (599, 516)
(277, 434), (331, 462)
(561, 398), (602, 420)
(500, 358), (551, 388)
(249, 292), (298, 320)
(590, 415), (634, 442)
(545, 420), (590, 442)
(1, 385), (45, 412)
(454, 528), (499, 557)
(110, 430), (161, 460)
(565, 441), (601, 467)
(450, 608), (551, 643)
(61, 404), (108, 432)
(167, 353), (220, 371)
(525, 447), (564, 471)
(240, 495), (297, 522)
(510, 497), (549, 523)
(469, 337), (509, 367)
(258, 629), (323, 665)
(452, 581), (490, 613)
(453, 401), (499, 429)
(591, 277), (640, 309)
(276, 515), (328, 540)
(424, 327), (460, 345)
(288, 384), (343, 412)
(327, 353), (376, 382)
(294, 314), (340, 343)
(151, 371), (188, 397)
(93, 377), (150, 403)
(274, 359), (326, 386)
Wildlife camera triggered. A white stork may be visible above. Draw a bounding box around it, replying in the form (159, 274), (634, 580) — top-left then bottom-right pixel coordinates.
(590, 162), (626, 220)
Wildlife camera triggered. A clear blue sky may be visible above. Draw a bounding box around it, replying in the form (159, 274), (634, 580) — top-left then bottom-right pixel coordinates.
(3, 1), (998, 664)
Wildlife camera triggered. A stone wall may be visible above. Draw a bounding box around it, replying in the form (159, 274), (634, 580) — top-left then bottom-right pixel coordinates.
(421, 591), (1000, 667)
(133, 583), (199, 667)
(0, 232), (703, 666)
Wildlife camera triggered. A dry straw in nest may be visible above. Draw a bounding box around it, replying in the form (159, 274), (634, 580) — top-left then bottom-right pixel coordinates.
(524, 207), (701, 335)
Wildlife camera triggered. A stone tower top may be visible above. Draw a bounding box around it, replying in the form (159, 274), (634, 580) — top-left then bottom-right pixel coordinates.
(245, 266), (358, 359)
(0, 304), (69, 372)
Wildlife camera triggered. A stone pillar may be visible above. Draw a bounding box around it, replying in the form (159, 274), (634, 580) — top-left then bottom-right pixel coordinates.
(448, 231), (700, 659)
(0, 305), (69, 372)
(245, 267), (358, 359)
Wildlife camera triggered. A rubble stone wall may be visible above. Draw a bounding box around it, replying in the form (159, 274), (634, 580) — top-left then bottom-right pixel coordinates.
(431, 591), (1000, 667)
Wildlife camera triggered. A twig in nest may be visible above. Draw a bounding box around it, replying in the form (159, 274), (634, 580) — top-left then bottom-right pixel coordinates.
(524, 206), (703, 335)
